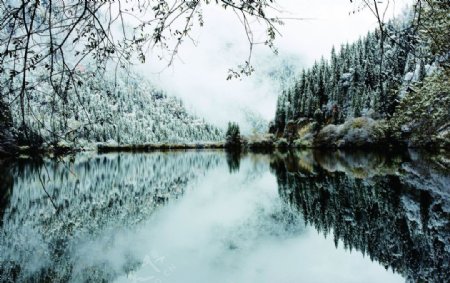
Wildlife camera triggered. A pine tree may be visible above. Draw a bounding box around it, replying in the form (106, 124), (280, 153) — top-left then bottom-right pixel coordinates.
(418, 60), (426, 82)
(225, 122), (241, 148)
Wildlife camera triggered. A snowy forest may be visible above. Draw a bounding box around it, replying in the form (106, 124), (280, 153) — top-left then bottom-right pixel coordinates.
(0, 1), (448, 282)
(2, 66), (223, 148)
(0, 0), (277, 154)
(0, 0), (449, 155)
(271, 0), (449, 149)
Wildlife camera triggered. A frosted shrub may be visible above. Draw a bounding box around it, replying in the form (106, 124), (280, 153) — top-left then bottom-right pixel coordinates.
(341, 118), (387, 147)
(315, 118), (387, 148)
(315, 124), (341, 147)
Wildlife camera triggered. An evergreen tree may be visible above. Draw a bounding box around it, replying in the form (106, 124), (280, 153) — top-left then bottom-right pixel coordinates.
(418, 60), (426, 82)
(0, 97), (16, 155)
(225, 122), (241, 148)
(272, 11), (427, 133)
(274, 95), (286, 132)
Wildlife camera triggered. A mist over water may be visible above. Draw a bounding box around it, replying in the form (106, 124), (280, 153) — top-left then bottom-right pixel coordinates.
(113, 156), (402, 283)
(0, 150), (448, 282)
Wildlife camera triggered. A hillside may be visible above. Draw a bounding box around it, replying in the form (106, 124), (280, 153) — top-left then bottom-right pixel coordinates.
(270, 1), (449, 149)
(0, 66), (223, 153)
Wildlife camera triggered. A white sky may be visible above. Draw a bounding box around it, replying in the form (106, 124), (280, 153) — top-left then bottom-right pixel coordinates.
(136, 0), (411, 132)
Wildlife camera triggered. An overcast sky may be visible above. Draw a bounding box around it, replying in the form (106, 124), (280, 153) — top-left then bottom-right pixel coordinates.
(137, 0), (411, 132)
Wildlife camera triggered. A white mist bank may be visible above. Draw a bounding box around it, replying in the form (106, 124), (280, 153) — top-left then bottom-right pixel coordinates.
(136, 0), (413, 131)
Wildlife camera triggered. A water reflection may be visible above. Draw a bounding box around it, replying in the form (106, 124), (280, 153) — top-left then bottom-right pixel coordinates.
(226, 151), (241, 173)
(0, 152), (222, 282)
(0, 159), (14, 227)
(0, 150), (448, 282)
(271, 150), (450, 283)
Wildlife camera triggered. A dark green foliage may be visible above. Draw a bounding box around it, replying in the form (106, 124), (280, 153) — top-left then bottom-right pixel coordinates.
(16, 124), (43, 148)
(313, 108), (324, 126)
(271, 151), (450, 282)
(391, 70), (450, 148)
(418, 60), (426, 82)
(273, 0), (450, 142)
(0, 98), (17, 155)
(274, 96), (286, 134)
(419, 0), (450, 57)
(225, 122), (241, 148)
(225, 151), (241, 173)
(0, 97), (12, 131)
(0, 159), (13, 222)
(273, 19), (417, 133)
(276, 138), (289, 150)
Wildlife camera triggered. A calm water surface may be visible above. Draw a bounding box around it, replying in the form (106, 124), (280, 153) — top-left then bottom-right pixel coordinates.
(0, 150), (448, 282)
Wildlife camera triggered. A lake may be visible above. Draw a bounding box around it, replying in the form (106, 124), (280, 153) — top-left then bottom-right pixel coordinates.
(0, 150), (449, 283)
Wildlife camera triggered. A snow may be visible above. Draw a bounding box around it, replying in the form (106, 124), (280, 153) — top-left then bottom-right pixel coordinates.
(6, 66), (223, 147)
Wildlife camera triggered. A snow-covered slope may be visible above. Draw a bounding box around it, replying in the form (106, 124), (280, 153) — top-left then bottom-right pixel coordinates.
(5, 67), (223, 148)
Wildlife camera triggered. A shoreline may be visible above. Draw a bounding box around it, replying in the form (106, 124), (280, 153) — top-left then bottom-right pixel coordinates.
(97, 142), (225, 153)
(1, 140), (448, 160)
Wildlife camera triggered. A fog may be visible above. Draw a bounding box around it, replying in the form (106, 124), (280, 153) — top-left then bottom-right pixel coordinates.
(136, 0), (412, 131)
(67, 156), (403, 283)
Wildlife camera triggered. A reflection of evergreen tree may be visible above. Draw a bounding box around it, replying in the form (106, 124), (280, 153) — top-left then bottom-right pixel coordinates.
(225, 151), (241, 173)
(0, 152), (222, 282)
(0, 160), (13, 226)
(271, 152), (450, 282)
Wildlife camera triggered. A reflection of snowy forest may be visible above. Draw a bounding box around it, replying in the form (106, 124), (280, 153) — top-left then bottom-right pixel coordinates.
(0, 150), (448, 282)
(271, 150), (450, 282)
(0, 152), (223, 282)
(0, 0), (448, 281)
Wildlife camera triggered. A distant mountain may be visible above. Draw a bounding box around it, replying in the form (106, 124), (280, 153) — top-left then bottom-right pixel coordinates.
(253, 53), (302, 90)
